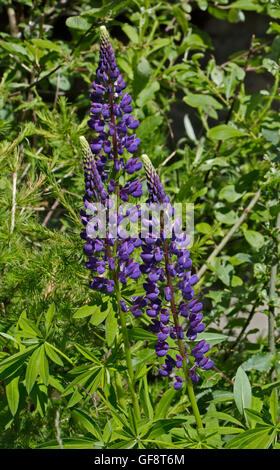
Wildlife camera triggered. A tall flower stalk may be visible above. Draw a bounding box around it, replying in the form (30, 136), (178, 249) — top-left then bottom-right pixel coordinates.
(137, 155), (214, 429)
(80, 26), (214, 429)
(80, 26), (142, 419)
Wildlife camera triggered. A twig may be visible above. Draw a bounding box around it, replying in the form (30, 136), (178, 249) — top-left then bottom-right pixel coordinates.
(7, 1), (18, 37)
(202, 35), (256, 186)
(8, 20), (97, 98)
(223, 300), (258, 361)
(216, 35), (255, 154)
(252, 72), (280, 128)
(213, 366), (234, 386)
(55, 409), (64, 450)
(53, 70), (61, 110)
(158, 150), (177, 168)
(10, 170), (17, 235)
(197, 189), (261, 279)
(42, 197), (61, 227)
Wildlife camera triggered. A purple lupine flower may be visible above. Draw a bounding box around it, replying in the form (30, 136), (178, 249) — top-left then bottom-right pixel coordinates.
(138, 154), (214, 388)
(80, 26), (144, 298)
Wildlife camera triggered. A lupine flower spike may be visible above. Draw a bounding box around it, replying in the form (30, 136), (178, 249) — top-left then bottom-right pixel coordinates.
(138, 154), (214, 388)
(80, 26), (143, 295)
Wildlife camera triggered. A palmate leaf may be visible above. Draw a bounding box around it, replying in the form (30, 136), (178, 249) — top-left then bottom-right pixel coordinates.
(270, 389), (279, 426)
(105, 308), (118, 347)
(25, 346), (42, 394)
(143, 418), (186, 439)
(36, 438), (103, 449)
(225, 425), (277, 449)
(6, 375), (20, 416)
(44, 342), (64, 366)
(154, 387), (177, 419)
(71, 408), (103, 440)
(0, 345), (38, 381)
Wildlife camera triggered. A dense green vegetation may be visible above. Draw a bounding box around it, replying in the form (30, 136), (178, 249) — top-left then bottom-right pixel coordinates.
(0, 0), (280, 449)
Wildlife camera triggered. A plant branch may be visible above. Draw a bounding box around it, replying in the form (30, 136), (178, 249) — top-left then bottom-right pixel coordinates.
(197, 189), (261, 279)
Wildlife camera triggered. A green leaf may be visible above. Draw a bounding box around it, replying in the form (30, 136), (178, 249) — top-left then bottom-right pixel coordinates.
(136, 81), (160, 108)
(45, 342), (73, 365)
(242, 353), (273, 372)
(194, 332), (228, 347)
(215, 210), (238, 225)
(219, 184), (244, 202)
(83, 0), (128, 19)
(229, 0), (264, 11)
(73, 305), (100, 319)
(19, 317), (42, 338)
(31, 39), (62, 53)
(137, 115), (163, 140)
(121, 23), (139, 43)
(46, 303), (55, 332)
(0, 41), (31, 59)
(66, 16), (91, 31)
(206, 410), (244, 428)
(210, 258), (233, 286)
(173, 6), (189, 33)
(44, 342), (64, 366)
(0, 345), (37, 378)
(243, 230), (265, 250)
(196, 222), (212, 234)
(139, 377), (154, 420)
(269, 389), (278, 426)
(25, 346), (42, 394)
(183, 92), (223, 110)
(147, 418), (186, 438)
(207, 124), (246, 140)
(127, 327), (156, 342)
(205, 426), (243, 435)
(229, 252), (252, 266)
(234, 366), (252, 416)
(105, 309), (118, 347)
(225, 426), (276, 449)
(90, 307), (111, 326)
(39, 345), (49, 386)
(49, 73), (71, 92)
(244, 408), (267, 426)
(36, 438), (100, 449)
(231, 275), (243, 287)
(155, 388), (176, 419)
(6, 376), (20, 416)
(72, 409), (102, 439)
(74, 343), (101, 364)
(0, 332), (20, 344)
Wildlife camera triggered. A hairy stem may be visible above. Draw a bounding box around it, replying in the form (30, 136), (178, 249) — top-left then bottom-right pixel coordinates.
(116, 282), (141, 420)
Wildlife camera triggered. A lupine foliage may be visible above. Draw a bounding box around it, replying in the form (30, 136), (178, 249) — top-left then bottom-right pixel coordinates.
(0, 0), (280, 449)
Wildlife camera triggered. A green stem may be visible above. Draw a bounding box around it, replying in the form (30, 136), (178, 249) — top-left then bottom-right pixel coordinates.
(252, 72), (279, 127)
(184, 366), (204, 430)
(115, 278), (141, 420)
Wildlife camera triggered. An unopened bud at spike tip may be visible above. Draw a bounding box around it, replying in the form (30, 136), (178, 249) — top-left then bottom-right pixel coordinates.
(100, 25), (110, 42)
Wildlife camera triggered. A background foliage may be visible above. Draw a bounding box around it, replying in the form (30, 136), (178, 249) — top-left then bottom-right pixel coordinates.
(0, 0), (280, 449)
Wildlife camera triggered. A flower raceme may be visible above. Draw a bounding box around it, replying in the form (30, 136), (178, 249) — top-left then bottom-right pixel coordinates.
(80, 26), (214, 390)
(80, 25), (143, 293)
(135, 155), (214, 386)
